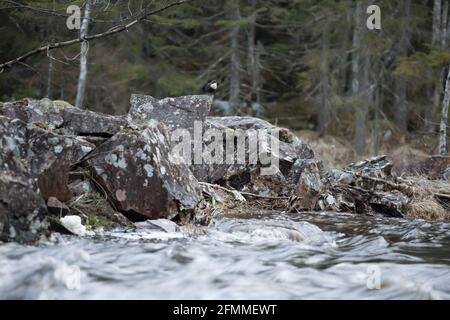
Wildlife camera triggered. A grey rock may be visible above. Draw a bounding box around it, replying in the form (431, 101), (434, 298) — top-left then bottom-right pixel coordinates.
(128, 94), (212, 135)
(2, 98), (126, 136)
(87, 120), (202, 221)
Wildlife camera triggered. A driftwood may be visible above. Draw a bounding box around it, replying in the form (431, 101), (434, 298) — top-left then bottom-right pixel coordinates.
(199, 182), (289, 201)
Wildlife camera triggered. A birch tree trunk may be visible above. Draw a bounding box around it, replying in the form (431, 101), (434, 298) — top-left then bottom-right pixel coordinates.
(229, 0), (241, 115)
(439, 67), (450, 155)
(46, 56), (53, 99)
(75, 0), (92, 109)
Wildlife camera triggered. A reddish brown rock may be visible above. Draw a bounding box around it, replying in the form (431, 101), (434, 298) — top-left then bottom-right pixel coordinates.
(47, 197), (69, 215)
(290, 159), (323, 211)
(87, 121), (203, 221)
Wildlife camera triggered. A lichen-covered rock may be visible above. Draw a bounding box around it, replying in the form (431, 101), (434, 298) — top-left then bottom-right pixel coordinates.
(344, 155), (392, 178)
(128, 94), (212, 135)
(0, 171), (49, 243)
(191, 116), (322, 197)
(2, 98), (64, 130)
(2, 98), (126, 136)
(0, 116), (75, 242)
(290, 159), (323, 210)
(0, 116), (60, 242)
(0, 116), (77, 201)
(60, 105), (127, 136)
(87, 120), (202, 221)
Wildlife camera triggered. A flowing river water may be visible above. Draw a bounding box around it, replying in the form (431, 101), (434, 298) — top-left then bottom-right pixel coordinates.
(0, 211), (449, 299)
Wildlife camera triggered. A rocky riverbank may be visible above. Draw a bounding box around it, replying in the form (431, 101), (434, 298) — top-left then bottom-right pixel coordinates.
(0, 96), (449, 243)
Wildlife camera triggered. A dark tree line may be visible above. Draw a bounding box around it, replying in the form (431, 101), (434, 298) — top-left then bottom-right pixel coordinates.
(0, 0), (450, 155)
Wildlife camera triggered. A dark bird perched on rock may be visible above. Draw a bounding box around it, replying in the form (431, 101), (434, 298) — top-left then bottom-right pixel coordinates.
(202, 80), (218, 94)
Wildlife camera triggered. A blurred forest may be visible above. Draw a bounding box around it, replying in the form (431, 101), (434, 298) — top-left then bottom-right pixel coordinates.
(1, 0), (450, 159)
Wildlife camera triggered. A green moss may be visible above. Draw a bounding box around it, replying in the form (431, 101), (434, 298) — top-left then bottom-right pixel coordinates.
(53, 100), (72, 109)
(279, 128), (294, 143)
(33, 121), (49, 130)
(120, 126), (141, 136)
(84, 213), (112, 229)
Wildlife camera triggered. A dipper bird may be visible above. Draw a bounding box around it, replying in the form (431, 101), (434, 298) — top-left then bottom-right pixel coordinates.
(202, 80), (218, 94)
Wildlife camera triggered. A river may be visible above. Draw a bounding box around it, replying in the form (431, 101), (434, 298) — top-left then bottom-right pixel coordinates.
(0, 211), (449, 299)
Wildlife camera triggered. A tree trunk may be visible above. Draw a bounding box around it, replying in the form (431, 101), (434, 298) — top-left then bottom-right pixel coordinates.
(318, 21), (331, 133)
(46, 56), (53, 99)
(394, 0), (411, 132)
(433, 0), (442, 46)
(352, 1), (369, 155)
(75, 0), (92, 109)
(229, 0), (241, 115)
(247, 0), (259, 114)
(439, 67), (450, 155)
(442, 0), (449, 47)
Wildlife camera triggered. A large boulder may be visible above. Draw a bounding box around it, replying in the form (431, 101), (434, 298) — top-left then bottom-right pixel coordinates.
(1, 98), (126, 136)
(87, 120), (203, 221)
(0, 171), (49, 243)
(128, 94), (212, 135)
(0, 116), (81, 242)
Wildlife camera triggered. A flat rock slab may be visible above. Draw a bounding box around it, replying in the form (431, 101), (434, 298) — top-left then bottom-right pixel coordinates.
(2, 98), (126, 136)
(128, 94), (212, 135)
(87, 121), (202, 221)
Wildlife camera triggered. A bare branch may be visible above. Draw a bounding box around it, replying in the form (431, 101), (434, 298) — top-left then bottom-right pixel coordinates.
(0, 0), (192, 72)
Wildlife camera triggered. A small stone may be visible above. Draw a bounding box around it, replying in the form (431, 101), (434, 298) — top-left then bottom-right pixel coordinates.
(47, 197), (69, 215)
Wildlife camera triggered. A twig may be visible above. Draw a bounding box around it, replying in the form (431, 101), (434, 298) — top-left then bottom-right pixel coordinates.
(0, 0), (192, 72)
(199, 182), (289, 200)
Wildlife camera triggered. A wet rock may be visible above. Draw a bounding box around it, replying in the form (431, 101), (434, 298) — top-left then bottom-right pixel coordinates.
(47, 197), (69, 215)
(128, 94), (212, 135)
(135, 219), (179, 233)
(87, 120), (202, 221)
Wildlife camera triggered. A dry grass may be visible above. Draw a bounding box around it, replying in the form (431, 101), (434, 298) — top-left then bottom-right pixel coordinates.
(296, 130), (356, 170)
(387, 144), (429, 175)
(406, 198), (450, 220)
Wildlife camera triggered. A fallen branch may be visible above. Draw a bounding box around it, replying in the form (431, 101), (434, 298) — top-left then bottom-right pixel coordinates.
(0, 0), (192, 72)
(199, 182), (289, 200)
